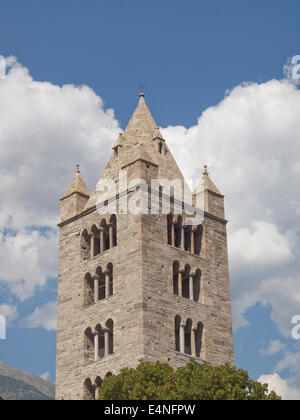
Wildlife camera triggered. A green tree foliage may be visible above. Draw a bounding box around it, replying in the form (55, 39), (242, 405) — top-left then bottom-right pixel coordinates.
(98, 360), (281, 400)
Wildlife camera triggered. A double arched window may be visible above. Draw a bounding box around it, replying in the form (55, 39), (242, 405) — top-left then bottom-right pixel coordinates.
(173, 262), (201, 302)
(84, 263), (113, 307)
(83, 372), (113, 400)
(167, 214), (203, 256)
(80, 215), (117, 260)
(175, 316), (204, 358)
(84, 319), (114, 364)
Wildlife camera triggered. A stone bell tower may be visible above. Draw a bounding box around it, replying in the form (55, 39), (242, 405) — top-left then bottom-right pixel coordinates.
(56, 93), (234, 400)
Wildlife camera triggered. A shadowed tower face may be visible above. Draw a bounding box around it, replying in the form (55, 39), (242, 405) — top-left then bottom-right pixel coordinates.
(56, 93), (234, 400)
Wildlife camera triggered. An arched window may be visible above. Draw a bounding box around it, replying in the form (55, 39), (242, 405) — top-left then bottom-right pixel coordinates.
(109, 215), (117, 247)
(195, 322), (204, 358)
(83, 378), (95, 400)
(91, 225), (100, 257)
(95, 267), (105, 301)
(184, 226), (192, 252)
(94, 377), (102, 400)
(95, 324), (104, 360)
(98, 327), (105, 359)
(100, 219), (109, 252)
(106, 319), (114, 355)
(84, 273), (94, 307)
(175, 315), (181, 352)
(81, 229), (91, 260)
(185, 319), (192, 355)
(174, 216), (183, 248)
(173, 261), (180, 295)
(84, 328), (94, 363)
(194, 225), (203, 256)
(182, 265), (191, 299)
(106, 263), (113, 297)
(167, 214), (173, 245)
(193, 269), (201, 303)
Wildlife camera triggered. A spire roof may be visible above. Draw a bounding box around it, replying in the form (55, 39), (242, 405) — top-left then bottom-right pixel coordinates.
(123, 93), (158, 144)
(83, 93), (188, 210)
(194, 165), (223, 196)
(61, 164), (90, 200)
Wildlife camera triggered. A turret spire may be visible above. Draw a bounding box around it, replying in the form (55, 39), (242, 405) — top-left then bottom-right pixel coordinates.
(202, 165), (209, 176)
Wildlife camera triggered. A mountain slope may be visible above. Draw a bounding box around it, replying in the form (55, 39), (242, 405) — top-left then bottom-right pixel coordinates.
(0, 362), (55, 400)
(0, 375), (53, 400)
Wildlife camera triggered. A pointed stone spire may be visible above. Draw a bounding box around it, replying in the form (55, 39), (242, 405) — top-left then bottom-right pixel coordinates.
(83, 93), (188, 211)
(194, 165), (222, 196)
(60, 165), (91, 223)
(193, 165), (224, 219)
(123, 93), (157, 144)
(61, 164), (90, 200)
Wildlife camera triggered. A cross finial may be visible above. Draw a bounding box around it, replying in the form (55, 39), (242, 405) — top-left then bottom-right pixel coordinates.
(76, 164), (80, 174)
(139, 83), (145, 97)
(203, 165), (209, 176)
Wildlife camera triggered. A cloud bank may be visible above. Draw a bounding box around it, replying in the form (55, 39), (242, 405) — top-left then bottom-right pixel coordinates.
(0, 57), (120, 300)
(1, 57), (300, 398)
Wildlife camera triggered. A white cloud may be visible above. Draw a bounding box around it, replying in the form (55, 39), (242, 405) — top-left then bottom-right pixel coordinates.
(260, 340), (286, 356)
(259, 277), (300, 338)
(162, 77), (300, 337)
(0, 304), (18, 321)
(0, 57), (120, 301)
(258, 372), (300, 400)
(229, 221), (293, 270)
(24, 301), (57, 331)
(0, 229), (58, 300)
(0, 57), (120, 229)
(258, 348), (300, 400)
(1, 57), (300, 399)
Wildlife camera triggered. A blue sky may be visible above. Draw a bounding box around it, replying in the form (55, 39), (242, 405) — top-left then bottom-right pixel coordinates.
(0, 0), (298, 126)
(0, 0), (299, 398)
